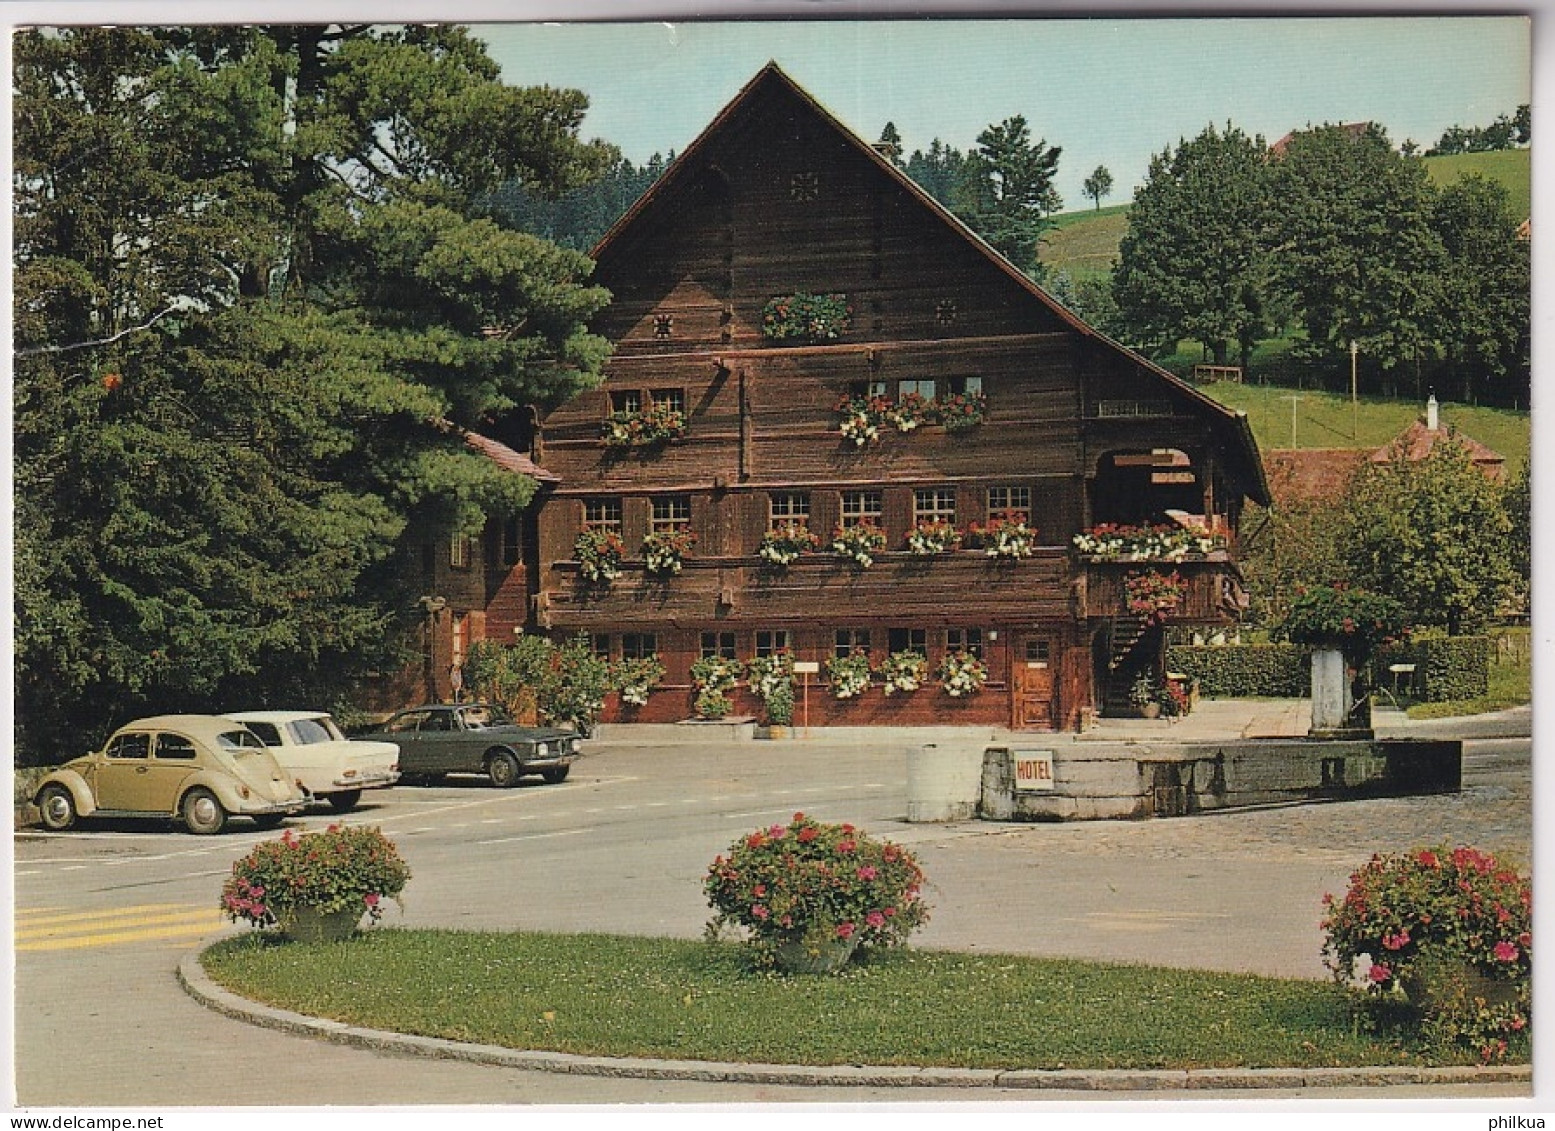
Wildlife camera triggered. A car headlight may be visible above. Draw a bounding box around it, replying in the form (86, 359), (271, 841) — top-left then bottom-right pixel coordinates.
(569, 738), (580, 753)
(536, 742), (549, 757)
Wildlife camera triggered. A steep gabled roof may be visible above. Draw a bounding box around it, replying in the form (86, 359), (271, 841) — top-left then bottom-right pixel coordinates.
(1370, 420), (1505, 472)
(592, 61), (1268, 507)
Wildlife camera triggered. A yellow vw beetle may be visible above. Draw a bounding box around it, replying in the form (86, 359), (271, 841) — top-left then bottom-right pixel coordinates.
(34, 715), (309, 835)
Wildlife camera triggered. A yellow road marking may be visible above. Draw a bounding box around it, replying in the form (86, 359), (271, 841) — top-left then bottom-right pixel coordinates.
(15, 902), (226, 951)
(16, 903), (193, 928)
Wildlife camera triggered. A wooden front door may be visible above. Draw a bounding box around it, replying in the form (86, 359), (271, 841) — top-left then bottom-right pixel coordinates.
(1012, 635), (1058, 729)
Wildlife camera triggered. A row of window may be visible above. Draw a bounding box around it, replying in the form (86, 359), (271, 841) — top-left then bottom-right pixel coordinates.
(584, 485), (1033, 536)
(607, 377), (984, 418)
(590, 628), (993, 663)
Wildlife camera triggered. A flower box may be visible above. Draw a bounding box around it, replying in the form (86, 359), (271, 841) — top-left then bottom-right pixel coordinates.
(1072, 522), (1224, 561)
(642, 528), (696, 577)
(762, 292), (852, 342)
(829, 522), (887, 569)
(574, 527), (625, 586)
(758, 523), (821, 570)
(601, 403), (688, 450)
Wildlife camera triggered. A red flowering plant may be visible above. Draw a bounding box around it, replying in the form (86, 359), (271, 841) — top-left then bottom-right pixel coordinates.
(221, 824), (411, 933)
(962, 511), (1036, 559)
(1274, 583), (1409, 663)
(601, 402), (687, 449)
(704, 812), (930, 968)
(1321, 845), (1531, 1061)
(762, 292), (852, 341)
(574, 527), (625, 586)
(1124, 570), (1187, 626)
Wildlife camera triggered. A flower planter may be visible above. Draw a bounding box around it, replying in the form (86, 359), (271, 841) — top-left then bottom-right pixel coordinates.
(1138, 702), (1162, 720)
(278, 905), (361, 944)
(773, 936), (859, 975)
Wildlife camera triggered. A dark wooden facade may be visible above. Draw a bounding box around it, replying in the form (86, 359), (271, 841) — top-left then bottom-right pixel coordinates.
(525, 63), (1269, 730)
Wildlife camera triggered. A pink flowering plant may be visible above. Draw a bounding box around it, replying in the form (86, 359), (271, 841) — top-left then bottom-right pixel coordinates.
(1321, 845), (1531, 1061)
(704, 812), (930, 967)
(1124, 569), (1187, 626)
(221, 824), (411, 932)
(1275, 583), (1409, 662)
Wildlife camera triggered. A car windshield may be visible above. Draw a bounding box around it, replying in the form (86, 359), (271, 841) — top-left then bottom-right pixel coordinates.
(216, 729), (267, 754)
(287, 717), (343, 744)
(458, 706), (513, 730)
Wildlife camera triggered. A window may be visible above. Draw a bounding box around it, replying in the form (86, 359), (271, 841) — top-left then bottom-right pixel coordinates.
(154, 734), (199, 761)
(105, 733), (150, 760)
(499, 516), (523, 568)
(590, 634), (612, 660)
(1025, 639), (1051, 665)
(622, 633), (658, 660)
(847, 379), (890, 400)
(946, 628), (984, 659)
(241, 722), (282, 747)
(449, 532), (471, 569)
(913, 487), (957, 525)
(650, 388), (686, 414)
(898, 379), (936, 401)
(834, 628), (871, 657)
(840, 490), (883, 528)
(653, 314), (674, 339)
(700, 632), (737, 660)
(987, 485), (1031, 518)
(889, 627), (928, 653)
(583, 498), (623, 532)
(949, 375), (983, 397)
(768, 492), (811, 530)
(651, 495), (691, 533)
(610, 389), (642, 414)
(755, 630), (792, 657)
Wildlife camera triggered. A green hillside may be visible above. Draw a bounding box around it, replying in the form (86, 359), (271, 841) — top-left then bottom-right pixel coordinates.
(1197, 380), (1529, 469)
(1040, 147), (1530, 279)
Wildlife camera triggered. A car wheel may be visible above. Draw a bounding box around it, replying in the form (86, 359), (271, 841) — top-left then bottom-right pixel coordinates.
(486, 750), (522, 788)
(37, 785), (77, 832)
(250, 813), (287, 830)
(326, 790), (362, 813)
(181, 788), (228, 835)
(540, 766), (571, 785)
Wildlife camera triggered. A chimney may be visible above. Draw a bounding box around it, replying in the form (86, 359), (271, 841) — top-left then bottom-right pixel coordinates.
(1427, 394), (1439, 432)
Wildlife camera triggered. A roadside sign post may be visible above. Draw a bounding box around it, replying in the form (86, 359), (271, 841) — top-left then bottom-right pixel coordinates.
(793, 661), (820, 739)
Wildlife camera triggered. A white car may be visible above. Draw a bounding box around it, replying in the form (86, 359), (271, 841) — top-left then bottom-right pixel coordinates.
(224, 711), (399, 812)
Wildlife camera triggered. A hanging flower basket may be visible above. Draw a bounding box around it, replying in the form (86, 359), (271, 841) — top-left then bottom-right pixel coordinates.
(762, 292), (852, 341)
(825, 650), (874, 699)
(835, 394), (888, 447)
(830, 522), (888, 569)
(881, 650), (929, 695)
(1124, 569), (1188, 625)
(758, 523), (821, 569)
(602, 403), (688, 449)
(642, 529), (696, 577)
(905, 519), (961, 556)
(574, 527), (625, 586)
(937, 650), (988, 697)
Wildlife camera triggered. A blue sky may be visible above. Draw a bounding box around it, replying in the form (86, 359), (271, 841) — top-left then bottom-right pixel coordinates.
(479, 17), (1530, 210)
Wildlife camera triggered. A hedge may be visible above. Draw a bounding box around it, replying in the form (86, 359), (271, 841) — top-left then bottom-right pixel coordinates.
(1374, 635), (1491, 703)
(1164, 644), (1308, 699)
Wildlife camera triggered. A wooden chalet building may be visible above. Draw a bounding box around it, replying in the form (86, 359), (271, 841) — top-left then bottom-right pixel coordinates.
(526, 63), (1270, 730)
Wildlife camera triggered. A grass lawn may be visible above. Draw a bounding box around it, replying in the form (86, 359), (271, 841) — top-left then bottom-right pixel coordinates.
(200, 929), (1509, 1070)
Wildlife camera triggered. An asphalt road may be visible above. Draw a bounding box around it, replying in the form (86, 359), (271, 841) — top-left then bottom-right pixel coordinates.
(9, 716), (1535, 1108)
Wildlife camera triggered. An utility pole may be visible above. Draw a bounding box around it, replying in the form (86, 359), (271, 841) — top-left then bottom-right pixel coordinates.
(1284, 394), (1303, 448)
(1349, 340), (1359, 442)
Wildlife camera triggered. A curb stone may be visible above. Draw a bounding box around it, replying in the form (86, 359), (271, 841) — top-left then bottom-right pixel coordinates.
(177, 949), (1532, 1092)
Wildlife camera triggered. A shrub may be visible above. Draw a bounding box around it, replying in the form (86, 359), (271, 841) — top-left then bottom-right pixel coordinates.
(612, 655), (666, 707)
(221, 825), (411, 931)
(690, 655), (743, 719)
(704, 812), (930, 966)
(1322, 845), (1531, 1061)
(1164, 644), (1308, 698)
(465, 635), (608, 733)
(1374, 633), (1492, 703)
(746, 652), (795, 725)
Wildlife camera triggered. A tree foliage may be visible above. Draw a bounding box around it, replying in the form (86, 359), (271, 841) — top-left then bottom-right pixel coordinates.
(954, 115), (1063, 275)
(1082, 165), (1113, 211)
(1112, 123), (1272, 367)
(1426, 105), (1531, 155)
(14, 25), (615, 762)
(1338, 440), (1516, 636)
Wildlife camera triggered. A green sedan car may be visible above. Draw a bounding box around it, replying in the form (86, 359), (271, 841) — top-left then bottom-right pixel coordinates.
(356, 703), (582, 787)
(34, 715), (309, 835)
